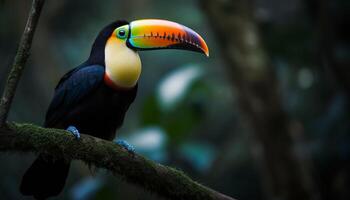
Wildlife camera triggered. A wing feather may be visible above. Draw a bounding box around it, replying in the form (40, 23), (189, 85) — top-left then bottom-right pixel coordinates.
(44, 65), (105, 127)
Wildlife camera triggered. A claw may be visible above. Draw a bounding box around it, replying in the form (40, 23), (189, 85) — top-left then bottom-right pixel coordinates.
(66, 126), (80, 139)
(115, 140), (135, 154)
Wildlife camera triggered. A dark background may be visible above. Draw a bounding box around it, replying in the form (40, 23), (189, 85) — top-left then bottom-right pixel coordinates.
(0, 0), (349, 199)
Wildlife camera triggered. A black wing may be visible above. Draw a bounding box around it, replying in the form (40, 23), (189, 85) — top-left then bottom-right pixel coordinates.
(44, 65), (105, 127)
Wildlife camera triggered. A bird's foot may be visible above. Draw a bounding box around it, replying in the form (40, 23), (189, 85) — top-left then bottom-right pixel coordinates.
(115, 140), (135, 154)
(66, 126), (81, 139)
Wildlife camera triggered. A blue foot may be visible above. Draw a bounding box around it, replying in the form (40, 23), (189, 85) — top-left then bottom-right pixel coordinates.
(67, 126), (80, 139)
(115, 140), (135, 153)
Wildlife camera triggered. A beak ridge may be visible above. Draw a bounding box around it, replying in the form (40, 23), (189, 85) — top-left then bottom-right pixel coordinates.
(127, 19), (209, 57)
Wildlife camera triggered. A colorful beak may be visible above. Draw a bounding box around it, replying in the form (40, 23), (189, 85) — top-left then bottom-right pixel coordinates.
(127, 19), (209, 57)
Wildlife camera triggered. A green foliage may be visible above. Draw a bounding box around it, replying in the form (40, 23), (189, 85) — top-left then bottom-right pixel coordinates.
(141, 96), (161, 125)
(141, 75), (210, 145)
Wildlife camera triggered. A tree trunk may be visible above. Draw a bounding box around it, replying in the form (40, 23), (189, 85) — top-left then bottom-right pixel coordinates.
(201, 1), (318, 199)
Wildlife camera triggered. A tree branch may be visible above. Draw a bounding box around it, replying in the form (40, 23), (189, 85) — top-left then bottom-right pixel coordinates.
(0, 1), (236, 199)
(0, 123), (235, 200)
(0, 0), (45, 127)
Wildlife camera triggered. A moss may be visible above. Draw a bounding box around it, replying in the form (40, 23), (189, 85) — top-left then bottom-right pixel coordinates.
(0, 122), (234, 200)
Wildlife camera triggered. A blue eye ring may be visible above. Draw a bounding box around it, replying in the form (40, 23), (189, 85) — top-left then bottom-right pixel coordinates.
(117, 29), (127, 39)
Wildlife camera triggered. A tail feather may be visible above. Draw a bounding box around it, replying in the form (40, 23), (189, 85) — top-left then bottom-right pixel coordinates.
(20, 154), (70, 200)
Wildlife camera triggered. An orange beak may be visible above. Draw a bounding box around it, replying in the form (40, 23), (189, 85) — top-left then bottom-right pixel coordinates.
(126, 19), (209, 57)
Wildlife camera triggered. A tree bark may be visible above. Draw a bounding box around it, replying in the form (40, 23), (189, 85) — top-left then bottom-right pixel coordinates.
(201, 0), (317, 200)
(0, 123), (235, 200)
(0, 0), (237, 199)
(0, 0), (45, 127)
(316, 0), (350, 95)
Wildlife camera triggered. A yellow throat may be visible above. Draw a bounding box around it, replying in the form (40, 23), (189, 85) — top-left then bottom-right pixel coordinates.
(104, 36), (142, 89)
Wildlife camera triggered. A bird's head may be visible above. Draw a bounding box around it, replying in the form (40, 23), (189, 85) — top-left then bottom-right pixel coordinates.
(89, 19), (209, 89)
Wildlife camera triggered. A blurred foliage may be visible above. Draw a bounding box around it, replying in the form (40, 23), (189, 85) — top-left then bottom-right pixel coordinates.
(141, 65), (209, 144)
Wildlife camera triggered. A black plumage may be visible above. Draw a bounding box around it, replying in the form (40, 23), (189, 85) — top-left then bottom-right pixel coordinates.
(20, 20), (137, 199)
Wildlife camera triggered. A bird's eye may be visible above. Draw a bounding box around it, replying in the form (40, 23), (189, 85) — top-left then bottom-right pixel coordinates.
(117, 29), (126, 38)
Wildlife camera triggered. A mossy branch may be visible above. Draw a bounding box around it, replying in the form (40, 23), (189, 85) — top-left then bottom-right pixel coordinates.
(0, 0), (45, 127)
(0, 123), (235, 200)
(0, 1), (235, 199)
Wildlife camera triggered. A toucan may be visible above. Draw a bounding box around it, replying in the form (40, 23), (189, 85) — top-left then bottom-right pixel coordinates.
(20, 19), (209, 199)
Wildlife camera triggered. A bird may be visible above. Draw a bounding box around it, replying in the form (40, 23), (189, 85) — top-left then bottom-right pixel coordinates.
(19, 19), (209, 199)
